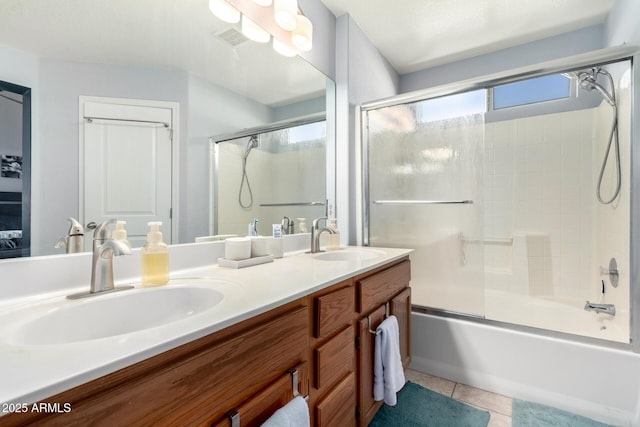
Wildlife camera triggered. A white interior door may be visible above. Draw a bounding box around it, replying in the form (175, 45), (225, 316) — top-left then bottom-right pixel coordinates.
(81, 98), (174, 248)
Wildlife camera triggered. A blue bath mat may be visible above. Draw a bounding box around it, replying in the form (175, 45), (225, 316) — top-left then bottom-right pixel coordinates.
(512, 399), (615, 427)
(369, 381), (490, 427)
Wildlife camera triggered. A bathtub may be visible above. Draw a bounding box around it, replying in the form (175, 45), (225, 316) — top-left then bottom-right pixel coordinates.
(483, 289), (629, 343)
(410, 311), (640, 426)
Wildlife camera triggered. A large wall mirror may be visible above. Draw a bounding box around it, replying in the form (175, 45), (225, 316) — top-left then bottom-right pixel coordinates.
(0, 0), (334, 257)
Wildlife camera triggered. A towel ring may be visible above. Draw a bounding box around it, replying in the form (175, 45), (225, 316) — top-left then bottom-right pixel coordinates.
(367, 302), (390, 335)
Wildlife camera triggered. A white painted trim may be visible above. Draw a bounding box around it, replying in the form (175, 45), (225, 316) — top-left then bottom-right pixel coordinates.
(78, 96), (180, 243)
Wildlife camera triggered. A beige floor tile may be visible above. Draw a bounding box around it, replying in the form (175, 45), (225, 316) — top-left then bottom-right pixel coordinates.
(405, 369), (456, 397)
(452, 383), (512, 416)
(487, 411), (512, 427)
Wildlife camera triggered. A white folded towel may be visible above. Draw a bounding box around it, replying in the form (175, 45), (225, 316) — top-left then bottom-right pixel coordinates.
(373, 315), (405, 406)
(261, 396), (310, 427)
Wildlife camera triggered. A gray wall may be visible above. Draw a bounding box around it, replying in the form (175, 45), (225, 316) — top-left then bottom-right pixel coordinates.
(335, 15), (400, 244)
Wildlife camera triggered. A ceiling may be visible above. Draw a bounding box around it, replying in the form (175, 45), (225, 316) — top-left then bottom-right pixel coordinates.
(0, 0), (617, 102)
(319, 0), (616, 74)
(0, 0), (326, 107)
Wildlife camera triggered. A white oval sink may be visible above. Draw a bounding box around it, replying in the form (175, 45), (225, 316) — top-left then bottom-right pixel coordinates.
(10, 285), (225, 346)
(313, 249), (384, 262)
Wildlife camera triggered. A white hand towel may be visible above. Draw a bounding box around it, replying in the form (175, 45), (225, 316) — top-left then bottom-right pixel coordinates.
(261, 396), (310, 427)
(373, 315), (405, 406)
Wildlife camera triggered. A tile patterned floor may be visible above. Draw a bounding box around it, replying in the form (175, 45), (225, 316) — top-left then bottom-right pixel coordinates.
(405, 369), (513, 427)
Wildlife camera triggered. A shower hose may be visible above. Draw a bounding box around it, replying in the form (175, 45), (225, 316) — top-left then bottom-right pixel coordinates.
(596, 71), (621, 205)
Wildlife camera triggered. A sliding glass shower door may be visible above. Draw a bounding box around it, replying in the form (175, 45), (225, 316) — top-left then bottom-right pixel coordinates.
(364, 91), (486, 315)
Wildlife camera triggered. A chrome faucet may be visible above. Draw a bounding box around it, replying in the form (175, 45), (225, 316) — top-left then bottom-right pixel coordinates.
(310, 217), (336, 253)
(67, 219), (133, 299)
(584, 301), (616, 316)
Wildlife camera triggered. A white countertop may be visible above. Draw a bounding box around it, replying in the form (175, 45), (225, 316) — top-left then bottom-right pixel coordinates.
(0, 245), (411, 409)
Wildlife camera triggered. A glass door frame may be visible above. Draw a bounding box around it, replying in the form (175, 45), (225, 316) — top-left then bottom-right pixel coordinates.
(359, 46), (640, 352)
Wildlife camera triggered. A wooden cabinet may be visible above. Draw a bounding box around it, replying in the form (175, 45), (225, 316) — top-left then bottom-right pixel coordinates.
(1, 257), (410, 427)
(309, 282), (356, 427)
(355, 259), (411, 427)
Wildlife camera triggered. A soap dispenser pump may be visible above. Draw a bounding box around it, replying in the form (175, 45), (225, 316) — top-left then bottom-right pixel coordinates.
(112, 220), (131, 249)
(141, 221), (169, 287)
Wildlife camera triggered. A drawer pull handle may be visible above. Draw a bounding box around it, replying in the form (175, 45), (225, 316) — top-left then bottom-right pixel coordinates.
(367, 302), (390, 335)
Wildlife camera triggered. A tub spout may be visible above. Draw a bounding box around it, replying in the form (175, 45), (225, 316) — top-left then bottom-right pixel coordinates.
(584, 301), (616, 316)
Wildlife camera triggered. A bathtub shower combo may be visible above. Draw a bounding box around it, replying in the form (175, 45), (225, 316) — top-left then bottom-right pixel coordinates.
(363, 55), (632, 344)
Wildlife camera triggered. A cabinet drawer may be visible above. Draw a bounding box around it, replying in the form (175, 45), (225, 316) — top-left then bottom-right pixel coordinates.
(358, 260), (410, 313)
(314, 285), (355, 338)
(315, 372), (356, 427)
(211, 362), (309, 427)
(314, 326), (354, 391)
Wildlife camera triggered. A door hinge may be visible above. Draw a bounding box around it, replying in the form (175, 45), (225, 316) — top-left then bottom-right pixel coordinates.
(355, 335), (360, 349)
(169, 208), (172, 219)
(355, 405), (360, 420)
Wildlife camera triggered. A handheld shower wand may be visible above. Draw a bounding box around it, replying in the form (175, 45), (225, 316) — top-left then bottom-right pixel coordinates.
(573, 68), (620, 204)
(239, 135), (259, 209)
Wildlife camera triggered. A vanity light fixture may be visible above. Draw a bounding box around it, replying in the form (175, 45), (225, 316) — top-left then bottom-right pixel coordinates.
(291, 14), (312, 51)
(274, 0), (298, 31)
(273, 38), (296, 57)
(242, 15), (271, 43)
(209, 0), (241, 23)
(209, 0), (313, 56)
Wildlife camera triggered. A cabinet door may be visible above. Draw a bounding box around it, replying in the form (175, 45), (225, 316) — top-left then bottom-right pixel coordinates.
(356, 304), (386, 427)
(390, 287), (411, 369)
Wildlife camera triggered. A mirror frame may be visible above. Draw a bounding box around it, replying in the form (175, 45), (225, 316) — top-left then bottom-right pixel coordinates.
(0, 79), (31, 258)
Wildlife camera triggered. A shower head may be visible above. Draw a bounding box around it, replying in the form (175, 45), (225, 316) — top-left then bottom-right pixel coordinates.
(566, 67), (616, 107)
(242, 135), (259, 160)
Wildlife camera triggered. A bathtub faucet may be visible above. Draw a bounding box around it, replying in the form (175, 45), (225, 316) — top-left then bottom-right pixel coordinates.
(584, 301), (616, 316)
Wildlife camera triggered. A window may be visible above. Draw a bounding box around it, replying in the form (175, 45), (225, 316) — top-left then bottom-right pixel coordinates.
(492, 74), (571, 109)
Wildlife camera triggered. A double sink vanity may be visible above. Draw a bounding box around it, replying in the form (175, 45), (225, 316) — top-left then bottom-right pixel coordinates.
(0, 236), (411, 426)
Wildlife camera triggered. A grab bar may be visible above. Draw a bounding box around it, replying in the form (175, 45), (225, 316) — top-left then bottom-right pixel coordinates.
(460, 236), (513, 245)
(368, 302), (390, 335)
(372, 200), (474, 205)
(259, 201), (325, 207)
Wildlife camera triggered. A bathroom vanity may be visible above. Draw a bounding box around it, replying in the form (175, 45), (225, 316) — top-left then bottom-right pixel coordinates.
(0, 245), (411, 426)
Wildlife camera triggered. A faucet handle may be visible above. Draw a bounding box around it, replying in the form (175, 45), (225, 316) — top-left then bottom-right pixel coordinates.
(93, 218), (117, 240)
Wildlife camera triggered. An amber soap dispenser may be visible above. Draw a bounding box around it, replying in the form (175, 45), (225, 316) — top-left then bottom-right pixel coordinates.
(141, 221), (169, 286)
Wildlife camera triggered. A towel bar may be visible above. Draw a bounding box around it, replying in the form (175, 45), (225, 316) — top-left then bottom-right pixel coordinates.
(367, 302), (390, 335)
(289, 368), (310, 402)
(222, 367), (308, 426)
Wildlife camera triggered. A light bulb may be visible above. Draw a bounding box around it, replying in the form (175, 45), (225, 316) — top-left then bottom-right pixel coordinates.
(274, 0), (298, 31)
(273, 38), (296, 57)
(208, 0), (240, 24)
(252, 0), (273, 5)
(242, 15), (270, 43)
(291, 14), (312, 51)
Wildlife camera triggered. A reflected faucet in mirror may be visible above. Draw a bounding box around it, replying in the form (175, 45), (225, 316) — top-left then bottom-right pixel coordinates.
(67, 219), (133, 300)
(54, 217), (85, 254)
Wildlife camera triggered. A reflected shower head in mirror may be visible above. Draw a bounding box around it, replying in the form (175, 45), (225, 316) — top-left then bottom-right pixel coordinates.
(239, 135), (259, 209)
